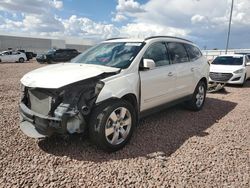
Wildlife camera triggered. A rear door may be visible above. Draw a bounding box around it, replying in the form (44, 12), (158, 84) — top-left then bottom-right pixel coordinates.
(12, 52), (19, 62)
(57, 50), (70, 62)
(167, 42), (194, 97)
(140, 42), (177, 111)
(53, 50), (64, 62)
(183, 43), (204, 92)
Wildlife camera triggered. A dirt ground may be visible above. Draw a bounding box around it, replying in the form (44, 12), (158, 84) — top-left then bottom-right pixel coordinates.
(0, 62), (249, 187)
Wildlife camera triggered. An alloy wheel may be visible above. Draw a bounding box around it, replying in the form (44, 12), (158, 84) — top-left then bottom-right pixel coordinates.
(196, 85), (205, 108)
(105, 107), (132, 145)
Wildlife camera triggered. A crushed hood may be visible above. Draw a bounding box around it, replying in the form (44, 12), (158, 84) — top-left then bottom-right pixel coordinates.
(210, 64), (244, 73)
(21, 63), (120, 89)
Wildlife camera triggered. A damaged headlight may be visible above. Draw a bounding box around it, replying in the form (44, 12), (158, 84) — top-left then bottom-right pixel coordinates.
(53, 81), (105, 118)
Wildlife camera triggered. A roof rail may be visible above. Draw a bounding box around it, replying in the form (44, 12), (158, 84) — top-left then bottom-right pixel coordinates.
(105, 37), (127, 41)
(145, 36), (193, 43)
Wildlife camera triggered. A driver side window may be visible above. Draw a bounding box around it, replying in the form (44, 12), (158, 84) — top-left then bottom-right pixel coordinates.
(143, 42), (170, 67)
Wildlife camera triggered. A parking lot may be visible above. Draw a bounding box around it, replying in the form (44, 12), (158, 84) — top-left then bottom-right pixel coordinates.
(0, 62), (249, 187)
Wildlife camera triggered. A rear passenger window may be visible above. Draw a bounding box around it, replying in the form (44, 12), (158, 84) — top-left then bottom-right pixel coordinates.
(167, 42), (189, 63)
(143, 42), (170, 67)
(184, 44), (202, 61)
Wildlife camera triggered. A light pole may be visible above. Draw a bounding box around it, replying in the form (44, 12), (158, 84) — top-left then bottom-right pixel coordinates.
(225, 0), (234, 54)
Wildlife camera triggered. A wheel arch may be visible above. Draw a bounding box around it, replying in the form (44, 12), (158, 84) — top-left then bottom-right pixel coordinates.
(121, 93), (138, 109)
(94, 93), (139, 124)
(121, 93), (139, 124)
(200, 77), (208, 89)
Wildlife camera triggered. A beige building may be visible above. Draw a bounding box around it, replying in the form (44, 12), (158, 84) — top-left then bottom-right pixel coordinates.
(0, 35), (92, 54)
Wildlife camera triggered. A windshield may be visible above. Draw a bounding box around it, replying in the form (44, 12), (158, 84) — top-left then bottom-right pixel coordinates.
(47, 49), (56, 54)
(71, 42), (143, 69)
(212, 56), (243, 65)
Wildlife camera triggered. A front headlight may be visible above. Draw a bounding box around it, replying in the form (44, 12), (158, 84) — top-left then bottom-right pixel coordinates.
(234, 68), (244, 74)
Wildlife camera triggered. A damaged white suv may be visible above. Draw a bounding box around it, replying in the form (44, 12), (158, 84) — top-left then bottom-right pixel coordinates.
(20, 36), (209, 152)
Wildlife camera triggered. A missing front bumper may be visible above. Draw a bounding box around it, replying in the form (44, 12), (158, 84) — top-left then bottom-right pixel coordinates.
(19, 103), (70, 138)
(20, 100), (85, 138)
(20, 121), (47, 138)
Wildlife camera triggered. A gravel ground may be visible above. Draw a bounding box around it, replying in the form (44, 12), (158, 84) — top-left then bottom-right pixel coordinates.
(0, 62), (249, 187)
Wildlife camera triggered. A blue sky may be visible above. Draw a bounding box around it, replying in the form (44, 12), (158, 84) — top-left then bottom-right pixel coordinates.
(61, 0), (116, 21)
(0, 0), (249, 49)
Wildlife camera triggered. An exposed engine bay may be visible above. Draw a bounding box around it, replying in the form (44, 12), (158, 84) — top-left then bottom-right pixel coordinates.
(20, 72), (118, 137)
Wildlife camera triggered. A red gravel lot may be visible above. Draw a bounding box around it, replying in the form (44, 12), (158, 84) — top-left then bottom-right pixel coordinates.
(0, 62), (249, 187)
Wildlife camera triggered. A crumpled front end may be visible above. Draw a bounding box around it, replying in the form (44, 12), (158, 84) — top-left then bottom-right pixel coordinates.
(19, 78), (104, 138)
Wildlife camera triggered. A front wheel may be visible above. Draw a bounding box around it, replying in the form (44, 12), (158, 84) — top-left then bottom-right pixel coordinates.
(89, 99), (136, 152)
(185, 81), (207, 111)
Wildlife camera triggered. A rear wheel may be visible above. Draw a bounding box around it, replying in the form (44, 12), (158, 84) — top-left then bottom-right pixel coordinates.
(89, 99), (136, 152)
(186, 81), (206, 111)
(19, 58), (24, 63)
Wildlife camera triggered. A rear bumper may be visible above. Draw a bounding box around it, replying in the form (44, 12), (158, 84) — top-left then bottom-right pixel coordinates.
(19, 103), (65, 138)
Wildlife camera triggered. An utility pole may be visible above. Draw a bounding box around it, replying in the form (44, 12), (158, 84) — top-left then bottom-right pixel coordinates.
(225, 0), (234, 54)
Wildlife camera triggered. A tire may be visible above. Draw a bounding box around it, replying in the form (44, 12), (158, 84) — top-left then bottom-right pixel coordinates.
(185, 80), (207, 111)
(47, 59), (52, 64)
(89, 99), (136, 152)
(19, 58), (25, 63)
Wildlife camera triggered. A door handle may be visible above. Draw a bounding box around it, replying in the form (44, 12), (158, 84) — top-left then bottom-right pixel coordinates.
(191, 67), (194, 72)
(168, 72), (173, 77)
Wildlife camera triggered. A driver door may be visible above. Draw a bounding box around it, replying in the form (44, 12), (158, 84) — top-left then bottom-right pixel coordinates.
(140, 42), (177, 111)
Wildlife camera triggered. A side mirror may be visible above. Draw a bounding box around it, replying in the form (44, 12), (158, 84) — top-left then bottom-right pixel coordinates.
(246, 62), (250, 66)
(143, 59), (156, 70)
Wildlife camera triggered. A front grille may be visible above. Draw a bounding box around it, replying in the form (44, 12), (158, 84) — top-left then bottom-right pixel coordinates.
(28, 90), (52, 115)
(209, 72), (233, 82)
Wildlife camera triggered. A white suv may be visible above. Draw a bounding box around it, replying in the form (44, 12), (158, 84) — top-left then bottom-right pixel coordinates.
(20, 36), (209, 152)
(209, 54), (250, 86)
(0, 51), (27, 63)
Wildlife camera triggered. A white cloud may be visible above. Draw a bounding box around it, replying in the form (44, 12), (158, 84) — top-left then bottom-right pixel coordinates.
(112, 14), (127, 22)
(22, 14), (64, 32)
(0, 0), (65, 37)
(0, 0), (250, 48)
(191, 15), (206, 24)
(50, 0), (63, 9)
(0, 0), (63, 14)
(0, 15), (23, 31)
(112, 0), (145, 22)
(62, 15), (120, 39)
(121, 23), (188, 38)
(116, 0), (144, 13)
(117, 0), (250, 48)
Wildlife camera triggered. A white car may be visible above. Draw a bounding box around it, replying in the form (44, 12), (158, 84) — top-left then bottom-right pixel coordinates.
(209, 54), (250, 86)
(20, 36), (209, 152)
(0, 51), (27, 63)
